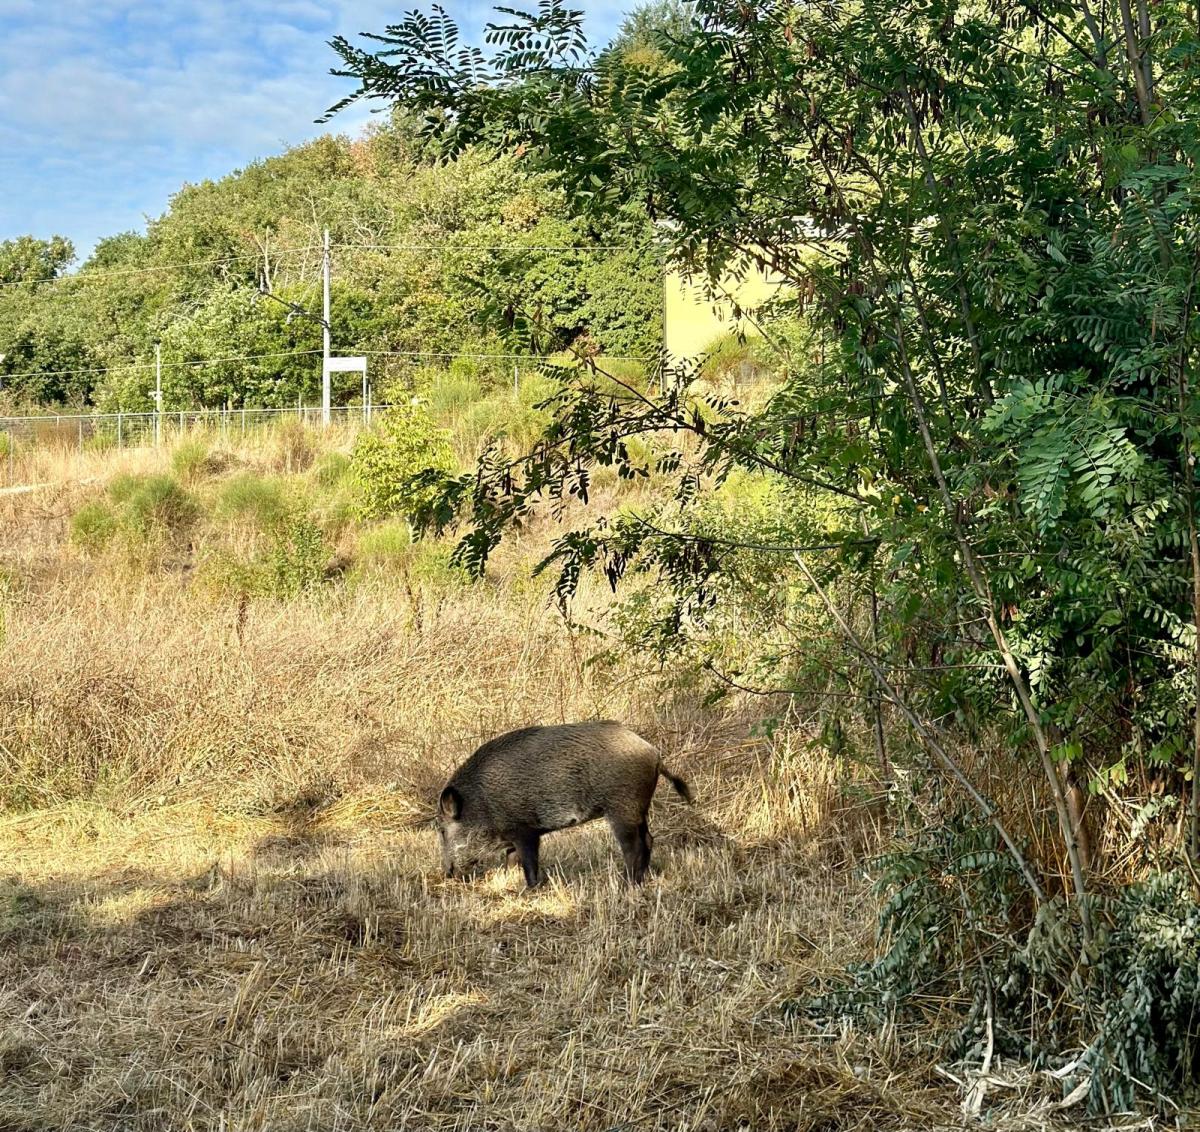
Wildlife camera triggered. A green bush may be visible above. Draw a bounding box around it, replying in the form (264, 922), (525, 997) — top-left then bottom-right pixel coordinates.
(806, 818), (1200, 1114)
(349, 400), (457, 522)
(71, 474), (197, 562)
(201, 512), (331, 600)
(405, 540), (471, 587)
(698, 332), (779, 387)
(424, 370), (485, 423)
(171, 438), (218, 482)
(217, 473), (291, 531)
(124, 476), (197, 537)
(350, 520), (471, 589)
(354, 520), (413, 574)
(106, 473), (141, 506)
(441, 371), (557, 461)
(107, 474), (197, 540)
(311, 450), (352, 489)
(83, 429), (117, 454)
(69, 502), (119, 555)
(268, 514), (330, 597)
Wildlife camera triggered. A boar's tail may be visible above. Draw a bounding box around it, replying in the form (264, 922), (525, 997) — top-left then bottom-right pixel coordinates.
(658, 763), (693, 804)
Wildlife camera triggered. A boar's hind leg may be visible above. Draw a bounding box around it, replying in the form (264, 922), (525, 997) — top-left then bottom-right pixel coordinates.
(513, 831), (543, 888)
(610, 818), (652, 883)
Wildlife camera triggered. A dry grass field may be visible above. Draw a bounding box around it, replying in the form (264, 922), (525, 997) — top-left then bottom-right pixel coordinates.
(0, 431), (1123, 1130)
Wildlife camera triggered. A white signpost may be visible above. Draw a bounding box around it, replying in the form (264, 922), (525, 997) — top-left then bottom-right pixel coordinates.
(322, 356), (369, 424)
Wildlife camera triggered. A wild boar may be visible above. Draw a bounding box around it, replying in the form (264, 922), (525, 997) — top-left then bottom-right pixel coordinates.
(436, 721), (692, 887)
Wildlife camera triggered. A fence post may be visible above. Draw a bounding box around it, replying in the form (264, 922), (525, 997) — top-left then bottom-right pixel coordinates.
(117, 412), (123, 450)
(78, 418), (83, 454)
(5, 429), (12, 487)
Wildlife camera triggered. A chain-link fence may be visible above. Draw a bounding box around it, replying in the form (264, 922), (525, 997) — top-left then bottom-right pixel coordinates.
(0, 404), (382, 488)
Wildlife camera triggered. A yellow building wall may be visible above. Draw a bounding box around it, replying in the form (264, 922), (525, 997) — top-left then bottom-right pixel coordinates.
(663, 262), (791, 363)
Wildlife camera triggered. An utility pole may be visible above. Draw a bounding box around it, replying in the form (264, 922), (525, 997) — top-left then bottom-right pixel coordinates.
(322, 227), (331, 426)
(154, 342), (163, 447)
(257, 235), (334, 425)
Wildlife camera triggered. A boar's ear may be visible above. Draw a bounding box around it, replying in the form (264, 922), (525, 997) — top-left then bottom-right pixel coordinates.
(439, 785), (463, 819)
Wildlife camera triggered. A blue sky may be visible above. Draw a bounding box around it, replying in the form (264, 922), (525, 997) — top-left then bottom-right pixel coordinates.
(0, 1), (629, 262)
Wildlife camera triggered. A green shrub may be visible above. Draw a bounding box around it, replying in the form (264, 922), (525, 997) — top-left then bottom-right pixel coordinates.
(349, 400), (457, 523)
(268, 515), (330, 597)
(425, 370), (485, 423)
(122, 475), (197, 537)
(104, 474), (197, 540)
(201, 513), (330, 600)
(70, 502), (119, 555)
(354, 520), (413, 574)
(83, 430), (117, 454)
(107, 473), (141, 505)
(171, 438), (218, 482)
(350, 521), (471, 589)
(217, 473), (291, 531)
(406, 540), (470, 586)
(195, 471), (332, 598)
(698, 332), (778, 387)
(73, 474), (197, 563)
(445, 371), (556, 460)
(806, 818), (1200, 1114)
(311, 451), (352, 489)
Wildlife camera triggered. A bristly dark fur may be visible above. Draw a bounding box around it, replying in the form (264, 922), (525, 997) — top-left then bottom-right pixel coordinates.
(438, 721), (692, 887)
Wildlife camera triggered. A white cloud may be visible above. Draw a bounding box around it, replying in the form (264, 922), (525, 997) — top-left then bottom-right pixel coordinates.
(0, 0), (631, 254)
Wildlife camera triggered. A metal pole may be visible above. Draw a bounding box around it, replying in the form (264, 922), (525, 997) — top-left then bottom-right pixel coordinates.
(322, 227), (331, 426)
(154, 343), (163, 448)
(117, 411), (123, 450)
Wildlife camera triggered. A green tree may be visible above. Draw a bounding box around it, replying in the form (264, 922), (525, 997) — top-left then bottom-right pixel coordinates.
(327, 0), (1200, 976)
(0, 235), (74, 285)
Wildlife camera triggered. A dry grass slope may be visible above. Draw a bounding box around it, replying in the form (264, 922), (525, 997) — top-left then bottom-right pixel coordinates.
(0, 430), (1107, 1130)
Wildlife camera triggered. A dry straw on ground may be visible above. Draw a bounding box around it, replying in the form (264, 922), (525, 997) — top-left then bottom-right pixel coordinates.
(0, 433), (1144, 1131)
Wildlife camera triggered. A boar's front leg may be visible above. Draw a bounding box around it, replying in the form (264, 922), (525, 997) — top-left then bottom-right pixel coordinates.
(512, 830), (542, 888)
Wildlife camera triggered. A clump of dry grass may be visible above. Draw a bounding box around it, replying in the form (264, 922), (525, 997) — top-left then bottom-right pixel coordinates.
(0, 570), (655, 812)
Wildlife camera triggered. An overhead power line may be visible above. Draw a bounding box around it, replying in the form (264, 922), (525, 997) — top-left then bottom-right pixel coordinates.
(361, 349), (649, 363)
(337, 242), (644, 253)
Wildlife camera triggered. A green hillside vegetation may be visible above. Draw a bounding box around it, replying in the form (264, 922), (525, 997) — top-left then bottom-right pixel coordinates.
(0, 118), (662, 413)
